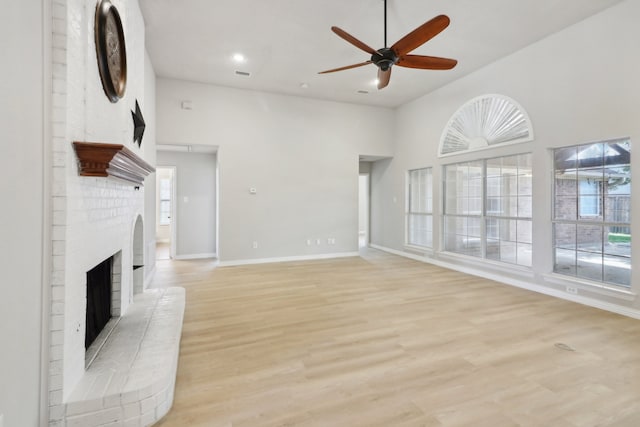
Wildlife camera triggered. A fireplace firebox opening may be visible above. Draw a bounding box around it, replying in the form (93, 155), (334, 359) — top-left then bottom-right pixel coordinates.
(85, 256), (113, 350)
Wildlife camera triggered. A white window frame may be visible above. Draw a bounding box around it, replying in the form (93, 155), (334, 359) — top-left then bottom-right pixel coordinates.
(406, 167), (433, 249)
(442, 153), (533, 267)
(552, 139), (631, 288)
(159, 177), (171, 226)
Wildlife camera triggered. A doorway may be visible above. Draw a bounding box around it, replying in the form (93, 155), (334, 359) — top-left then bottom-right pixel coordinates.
(358, 173), (370, 248)
(156, 166), (176, 260)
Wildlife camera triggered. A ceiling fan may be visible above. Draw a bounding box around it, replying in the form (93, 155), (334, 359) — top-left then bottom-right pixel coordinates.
(319, 0), (457, 90)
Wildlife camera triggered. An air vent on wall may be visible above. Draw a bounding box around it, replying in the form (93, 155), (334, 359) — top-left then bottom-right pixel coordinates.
(235, 70), (251, 77)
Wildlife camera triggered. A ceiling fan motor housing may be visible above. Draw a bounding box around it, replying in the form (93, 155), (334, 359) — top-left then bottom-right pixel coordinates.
(372, 47), (398, 71)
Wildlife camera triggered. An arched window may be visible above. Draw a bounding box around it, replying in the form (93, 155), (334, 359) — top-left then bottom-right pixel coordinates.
(439, 94), (534, 157)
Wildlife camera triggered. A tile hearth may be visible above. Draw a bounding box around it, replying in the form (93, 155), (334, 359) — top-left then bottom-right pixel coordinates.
(63, 287), (185, 426)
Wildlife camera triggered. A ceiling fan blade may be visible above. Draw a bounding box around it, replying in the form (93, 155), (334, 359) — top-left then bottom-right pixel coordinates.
(318, 61), (372, 74)
(397, 55), (457, 70)
(331, 26), (377, 55)
(391, 15), (451, 56)
(377, 68), (391, 90)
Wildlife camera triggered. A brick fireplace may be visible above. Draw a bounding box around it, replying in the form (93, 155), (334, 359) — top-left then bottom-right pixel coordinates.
(47, 0), (183, 425)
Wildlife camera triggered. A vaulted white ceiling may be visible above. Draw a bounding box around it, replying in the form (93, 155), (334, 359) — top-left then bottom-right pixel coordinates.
(139, 0), (622, 108)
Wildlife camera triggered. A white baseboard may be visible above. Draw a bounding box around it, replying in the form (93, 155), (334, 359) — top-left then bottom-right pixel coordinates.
(370, 244), (640, 320)
(174, 253), (217, 260)
(218, 251), (360, 267)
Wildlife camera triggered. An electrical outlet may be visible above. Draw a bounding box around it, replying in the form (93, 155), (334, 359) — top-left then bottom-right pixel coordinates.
(252, 241), (258, 249)
(306, 239), (312, 246)
(316, 239), (321, 245)
(566, 286), (578, 295)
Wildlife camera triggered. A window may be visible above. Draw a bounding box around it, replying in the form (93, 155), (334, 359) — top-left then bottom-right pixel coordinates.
(443, 154), (532, 267)
(553, 139), (631, 287)
(159, 178), (171, 226)
(406, 168), (433, 248)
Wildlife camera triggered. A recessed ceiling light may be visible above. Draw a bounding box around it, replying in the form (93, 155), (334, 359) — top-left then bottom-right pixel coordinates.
(232, 53), (246, 63)
(371, 78), (380, 86)
(300, 82), (309, 89)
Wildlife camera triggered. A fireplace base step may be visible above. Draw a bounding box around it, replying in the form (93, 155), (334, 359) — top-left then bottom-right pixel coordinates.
(64, 287), (185, 426)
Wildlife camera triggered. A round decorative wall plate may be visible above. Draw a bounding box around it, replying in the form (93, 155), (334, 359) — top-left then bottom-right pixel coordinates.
(95, 0), (127, 102)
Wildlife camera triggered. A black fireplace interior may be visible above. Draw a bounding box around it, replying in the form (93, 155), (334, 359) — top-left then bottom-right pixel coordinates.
(85, 256), (112, 349)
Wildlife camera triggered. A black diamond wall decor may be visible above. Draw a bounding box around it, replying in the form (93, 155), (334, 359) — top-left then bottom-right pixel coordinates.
(131, 99), (146, 147)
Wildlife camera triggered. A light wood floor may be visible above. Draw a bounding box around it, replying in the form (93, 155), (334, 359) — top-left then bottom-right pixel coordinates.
(153, 250), (640, 427)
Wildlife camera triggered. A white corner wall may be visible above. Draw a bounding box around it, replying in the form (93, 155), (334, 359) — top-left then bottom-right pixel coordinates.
(0, 1), (46, 425)
(143, 51), (158, 283)
(371, 0), (640, 312)
(156, 80), (395, 262)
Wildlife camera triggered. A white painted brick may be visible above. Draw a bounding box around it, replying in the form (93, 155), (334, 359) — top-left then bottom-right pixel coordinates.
(53, 255), (65, 270)
(50, 374), (63, 390)
(123, 402), (140, 419)
(52, 2), (65, 19)
(120, 390), (140, 405)
(140, 410), (155, 427)
(53, 241), (66, 256)
(50, 344), (63, 361)
(52, 93), (66, 108)
(50, 389), (63, 405)
(51, 330), (64, 346)
(51, 301), (65, 315)
(139, 396), (155, 415)
(50, 359), (63, 376)
(53, 47), (67, 63)
(103, 393), (121, 409)
(123, 418), (139, 427)
(52, 285), (65, 301)
(52, 225), (66, 241)
(66, 398), (104, 416)
(52, 164), (66, 181)
(52, 17), (66, 34)
(51, 314), (65, 331)
(50, 403), (66, 420)
(53, 210), (67, 225)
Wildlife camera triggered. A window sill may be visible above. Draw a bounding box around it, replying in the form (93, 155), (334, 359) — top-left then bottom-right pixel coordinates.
(542, 273), (636, 301)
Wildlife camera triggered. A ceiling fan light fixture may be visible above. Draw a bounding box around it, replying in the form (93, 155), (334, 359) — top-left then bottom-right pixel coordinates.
(318, 3), (456, 90)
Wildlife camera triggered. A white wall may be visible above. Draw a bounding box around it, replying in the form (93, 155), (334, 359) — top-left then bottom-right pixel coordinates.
(143, 51), (158, 282)
(156, 80), (395, 262)
(371, 0), (640, 310)
(0, 1), (45, 425)
(157, 151), (218, 258)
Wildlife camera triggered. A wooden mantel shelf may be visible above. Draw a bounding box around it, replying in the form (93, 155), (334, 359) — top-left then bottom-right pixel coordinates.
(73, 142), (155, 186)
